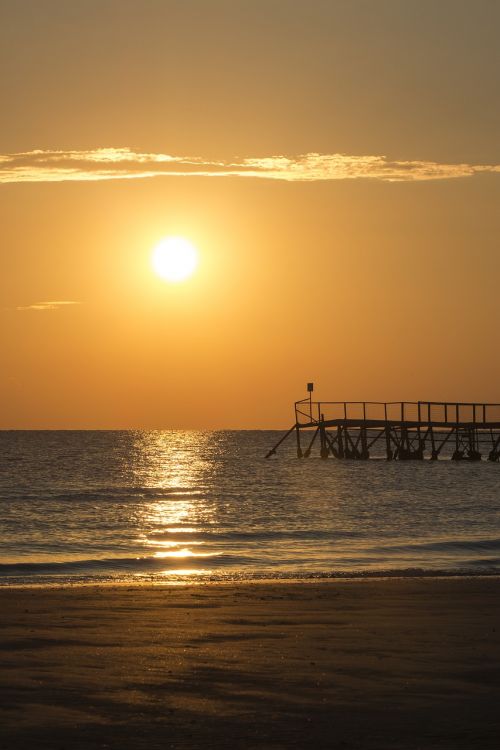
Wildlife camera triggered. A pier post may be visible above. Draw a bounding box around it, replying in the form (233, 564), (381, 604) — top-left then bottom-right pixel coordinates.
(295, 424), (303, 458)
(452, 425), (462, 460)
(488, 433), (500, 461)
(360, 426), (369, 459)
(319, 413), (329, 459)
(399, 426), (409, 460)
(337, 425), (344, 458)
(417, 402), (422, 456)
(385, 425), (393, 460)
(467, 427), (481, 461)
(429, 427), (438, 460)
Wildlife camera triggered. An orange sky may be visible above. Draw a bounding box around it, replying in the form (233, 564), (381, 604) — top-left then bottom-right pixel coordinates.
(1, 1), (499, 428)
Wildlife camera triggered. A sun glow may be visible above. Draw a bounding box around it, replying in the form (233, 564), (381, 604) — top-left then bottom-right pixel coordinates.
(151, 236), (198, 282)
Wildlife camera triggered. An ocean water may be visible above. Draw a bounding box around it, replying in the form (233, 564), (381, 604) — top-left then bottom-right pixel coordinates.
(0, 430), (499, 585)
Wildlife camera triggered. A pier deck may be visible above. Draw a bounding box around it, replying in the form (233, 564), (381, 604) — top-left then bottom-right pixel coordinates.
(266, 395), (500, 461)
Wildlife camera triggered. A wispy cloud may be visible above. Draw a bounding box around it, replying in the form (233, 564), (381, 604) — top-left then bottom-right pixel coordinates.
(15, 301), (81, 311)
(0, 147), (498, 184)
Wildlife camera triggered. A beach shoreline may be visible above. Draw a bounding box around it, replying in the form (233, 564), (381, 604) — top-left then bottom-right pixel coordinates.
(2, 570), (500, 589)
(1, 577), (500, 748)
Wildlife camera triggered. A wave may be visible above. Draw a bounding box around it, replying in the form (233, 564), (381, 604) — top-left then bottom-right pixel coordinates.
(2, 554), (500, 582)
(0, 486), (205, 503)
(372, 537), (500, 554)
(0, 553), (253, 576)
(147, 529), (364, 542)
(3, 534), (500, 577)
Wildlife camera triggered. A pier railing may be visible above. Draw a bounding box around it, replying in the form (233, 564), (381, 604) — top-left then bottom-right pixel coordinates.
(295, 400), (500, 427)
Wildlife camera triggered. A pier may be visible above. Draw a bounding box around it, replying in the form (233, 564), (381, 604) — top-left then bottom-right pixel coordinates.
(266, 386), (500, 461)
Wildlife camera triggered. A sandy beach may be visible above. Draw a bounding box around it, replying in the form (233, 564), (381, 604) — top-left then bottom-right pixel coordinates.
(1, 578), (499, 749)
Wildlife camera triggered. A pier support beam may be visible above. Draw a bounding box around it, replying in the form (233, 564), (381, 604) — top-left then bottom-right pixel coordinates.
(265, 424), (297, 459)
(304, 427), (319, 458)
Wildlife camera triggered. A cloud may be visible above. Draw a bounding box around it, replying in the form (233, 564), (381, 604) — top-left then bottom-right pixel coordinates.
(15, 301), (81, 311)
(0, 147), (498, 184)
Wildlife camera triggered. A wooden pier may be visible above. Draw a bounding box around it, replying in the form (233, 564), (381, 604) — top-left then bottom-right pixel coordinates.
(266, 387), (500, 462)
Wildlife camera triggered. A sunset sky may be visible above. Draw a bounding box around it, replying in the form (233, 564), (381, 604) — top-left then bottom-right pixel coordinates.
(1, 0), (499, 428)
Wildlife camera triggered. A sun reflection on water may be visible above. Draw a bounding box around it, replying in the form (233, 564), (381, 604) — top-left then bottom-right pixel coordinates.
(144, 499), (197, 527)
(130, 431), (218, 575)
(161, 569), (212, 581)
(153, 547), (212, 558)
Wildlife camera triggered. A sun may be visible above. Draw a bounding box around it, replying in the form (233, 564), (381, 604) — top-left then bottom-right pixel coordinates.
(151, 237), (199, 282)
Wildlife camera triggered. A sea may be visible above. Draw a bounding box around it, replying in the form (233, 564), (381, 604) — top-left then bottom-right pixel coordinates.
(1, 430), (499, 585)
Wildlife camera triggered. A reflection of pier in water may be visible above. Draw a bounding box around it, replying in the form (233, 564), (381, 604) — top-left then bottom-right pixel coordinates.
(266, 388), (500, 462)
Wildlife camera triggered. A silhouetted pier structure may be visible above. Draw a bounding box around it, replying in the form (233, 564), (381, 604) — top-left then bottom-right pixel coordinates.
(266, 387), (500, 462)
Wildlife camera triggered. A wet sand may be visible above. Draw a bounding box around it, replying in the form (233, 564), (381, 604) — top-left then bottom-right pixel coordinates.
(1, 578), (500, 749)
